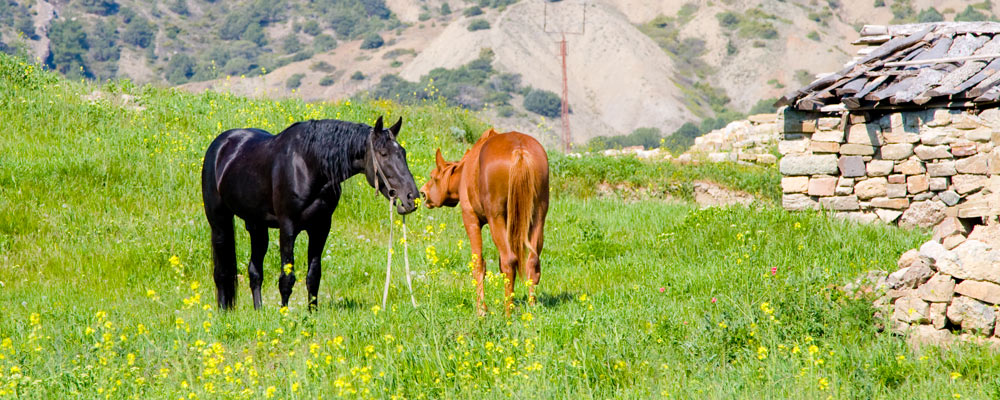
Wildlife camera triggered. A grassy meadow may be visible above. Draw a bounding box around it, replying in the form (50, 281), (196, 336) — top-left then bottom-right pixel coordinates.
(1, 53), (998, 399)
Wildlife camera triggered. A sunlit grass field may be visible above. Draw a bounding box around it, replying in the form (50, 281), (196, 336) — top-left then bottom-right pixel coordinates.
(2, 53), (997, 399)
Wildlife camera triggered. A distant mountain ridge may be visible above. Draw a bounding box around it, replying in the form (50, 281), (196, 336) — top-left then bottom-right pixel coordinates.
(1, 0), (996, 143)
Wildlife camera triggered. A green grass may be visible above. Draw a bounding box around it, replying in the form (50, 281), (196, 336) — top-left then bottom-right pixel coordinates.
(2, 53), (997, 399)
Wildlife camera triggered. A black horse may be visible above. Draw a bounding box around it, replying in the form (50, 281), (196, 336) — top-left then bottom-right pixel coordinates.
(201, 116), (419, 310)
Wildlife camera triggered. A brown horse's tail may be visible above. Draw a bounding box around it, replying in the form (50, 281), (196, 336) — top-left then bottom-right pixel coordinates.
(506, 148), (537, 279)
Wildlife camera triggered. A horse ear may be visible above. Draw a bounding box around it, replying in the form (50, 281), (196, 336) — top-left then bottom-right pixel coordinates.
(372, 116), (384, 136)
(435, 149), (445, 168)
(389, 117), (403, 138)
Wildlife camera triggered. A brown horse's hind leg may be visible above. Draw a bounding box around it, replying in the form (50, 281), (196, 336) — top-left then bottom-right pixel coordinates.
(462, 211), (487, 316)
(487, 217), (518, 317)
(208, 212), (238, 310)
(526, 217), (545, 306)
(246, 222), (268, 310)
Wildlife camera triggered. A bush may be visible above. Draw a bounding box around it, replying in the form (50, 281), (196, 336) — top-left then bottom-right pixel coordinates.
(916, 7), (943, 22)
(441, 3), (452, 15)
(81, 0), (119, 16)
(463, 6), (483, 17)
(319, 75), (336, 86)
(351, 71), (365, 80)
(286, 73), (305, 89)
(955, 5), (989, 21)
(168, 0), (189, 16)
(302, 20), (322, 36)
(716, 11), (740, 27)
(807, 31), (820, 41)
(165, 53), (196, 84)
(748, 97), (778, 115)
(282, 34), (303, 54)
(360, 33), (384, 49)
(468, 19), (490, 31)
(313, 34), (337, 52)
(311, 61), (335, 72)
(123, 17), (156, 48)
(523, 89), (562, 118)
(47, 19), (90, 78)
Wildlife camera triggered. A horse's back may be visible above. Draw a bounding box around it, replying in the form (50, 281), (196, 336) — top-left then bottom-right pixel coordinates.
(475, 132), (548, 212)
(202, 128), (277, 218)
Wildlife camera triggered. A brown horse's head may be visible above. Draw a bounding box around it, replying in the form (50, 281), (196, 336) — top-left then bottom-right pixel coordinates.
(420, 149), (461, 208)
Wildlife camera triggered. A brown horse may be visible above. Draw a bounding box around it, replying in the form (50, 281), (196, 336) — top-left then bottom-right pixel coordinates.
(421, 129), (549, 315)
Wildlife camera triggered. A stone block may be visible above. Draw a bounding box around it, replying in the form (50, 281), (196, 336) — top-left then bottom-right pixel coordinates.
(781, 109), (819, 133)
(956, 280), (1000, 304)
(808, 141), (839, 153)
(907, 174), (929, 194)
(989, 149), (1000, 175)
(781, 176), (809, 193)
(900, 200), (947, 229)
(915, 145), (954, 160)
(881, 143), (914, 160)
(927, 161), (957, 177)
(929, 177), (949, 191)
(897, 159), (925, 175)
(888, 174), (906, 184)
(956, 154), (988, 174)
(919, 274), (956, 303)
(808, 177), (838, 197)
(919, 127), (952, 145)
(816, 117), (840, 130)
(779, 139), (809, 155)
(855, 177), (887, 200)
(931, 303), (948, 329)
(872, 197), (910, 209)
(782, 194), (819, 211)
(838, 156), (866, 177)
(875, 208), (903, 223)
(887, 263), (934, 289)
(948, 296), (996, 335)
(933, 217), (969, 240)
(925, 109), (953, 127)
(887, 183), (907, 198)
(966, 127), (993, 142)
(779, 154), (839, 176)
(867, 160), (894, 176)
(835, 177), (854, 196)
(939, 190), (960, 206)
(811, 129), (845, 142)
(840, 144), (876, 156)
(944, 234), (966, 250)
(894, 296), (930, 324)
(820, 195), (860, 211)
(951, 142), (978, 157)
(755, 154), (778, 164)
(953, 174), (988, 194)
(940, 240), (1000, 282)
(749, 113), (777, 124)
(847, 124), (883, 145)
(914, 192), (935, 202)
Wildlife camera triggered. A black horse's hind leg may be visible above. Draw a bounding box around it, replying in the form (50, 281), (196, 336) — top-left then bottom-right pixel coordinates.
(208, 212), (238, 310)
(246, 222), (269, 310)
(306, 220), (331, 311)
(278, 222), (299, 307)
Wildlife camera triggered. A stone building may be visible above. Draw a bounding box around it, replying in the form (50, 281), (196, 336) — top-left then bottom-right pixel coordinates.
(778, 22), (1000, 342)
(776, 22), (1000, 229)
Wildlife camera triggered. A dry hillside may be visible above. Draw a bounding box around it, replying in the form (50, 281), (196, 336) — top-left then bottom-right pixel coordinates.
(5, 0), (997, 143)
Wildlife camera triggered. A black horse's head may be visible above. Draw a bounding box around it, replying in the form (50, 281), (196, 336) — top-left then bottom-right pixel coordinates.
(364, 116), (419, 215)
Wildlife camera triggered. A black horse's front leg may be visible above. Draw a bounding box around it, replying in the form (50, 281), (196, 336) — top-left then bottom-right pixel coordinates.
(306, 221), (331, 311)
(246, 222), (269, 310)
(278, 223), (299, 308)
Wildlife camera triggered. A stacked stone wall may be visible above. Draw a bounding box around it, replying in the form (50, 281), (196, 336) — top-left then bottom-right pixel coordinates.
(684, 114), (779, 164)
(779, 107), (1000, 227)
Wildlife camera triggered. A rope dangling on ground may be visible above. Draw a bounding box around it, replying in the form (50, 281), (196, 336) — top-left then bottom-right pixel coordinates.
(381, 197), (417, 310)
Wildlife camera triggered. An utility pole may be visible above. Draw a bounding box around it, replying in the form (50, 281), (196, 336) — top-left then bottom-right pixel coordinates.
(544, 1), (585, 153)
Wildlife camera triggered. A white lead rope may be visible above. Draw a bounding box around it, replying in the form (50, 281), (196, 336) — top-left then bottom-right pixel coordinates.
(381, 197), (417, 310)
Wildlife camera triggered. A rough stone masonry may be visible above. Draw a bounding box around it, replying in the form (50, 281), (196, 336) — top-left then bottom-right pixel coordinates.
(779, 107), (1000, 228)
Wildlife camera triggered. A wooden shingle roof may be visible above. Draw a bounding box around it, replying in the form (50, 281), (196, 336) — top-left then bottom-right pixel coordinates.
(777, 22), (1000, 113)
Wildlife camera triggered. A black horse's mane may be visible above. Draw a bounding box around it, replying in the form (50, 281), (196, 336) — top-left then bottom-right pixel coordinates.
(282, 119), (376, 182)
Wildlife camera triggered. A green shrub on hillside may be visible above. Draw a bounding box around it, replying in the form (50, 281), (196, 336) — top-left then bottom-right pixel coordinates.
(286, 73), (305, 89)
(360, 33), (384, 49)
(319, 75), (336, 86)
(47, 19), (90, 79)
(168, 0), (189, 16)
(468, 19), (490, 31)
(302, 20), (322, 36)
(165, 53), (196, 84)
(122, 17), (156, 48)
(463, 6), (483, 16)
(313, 34), (338, 52)
(916, 7), (943, 22)
(81, 0), (119, 16)
(351, 71), (365, 80)
(523, 89), (562, 118)
(282, 34), (303, 54)
(441, 2), (452, 15)
(955, 5), (989, 21)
